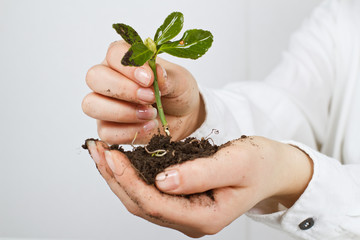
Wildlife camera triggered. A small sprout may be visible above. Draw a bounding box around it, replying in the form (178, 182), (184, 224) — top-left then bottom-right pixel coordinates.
(205, 129), (219, 139)
(204, 129), (219, 145)
(144, 37), (157, 54)
(113, 12), (213, 136)
(131, 131), (139, 149)
(145, 146), (168, 157)
(189, 129), (219, 145)
(164, 126), (170, 136)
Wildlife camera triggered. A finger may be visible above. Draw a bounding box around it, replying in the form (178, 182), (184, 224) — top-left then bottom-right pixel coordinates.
(156, 58), (199, 116)
(155, 143), (250, 195)
(92, 142), (214, 237)
(97, 120), (159, 145)
(156, 58), (184, 98)
(86, 140), (114, 180)
(105, 41), (196, 112)
(89, 140), (257, 237)
(82, 92), (157, 123)
(86, 140), (142, 215)
(86, 64), (155, 104)
(106, 41), (154, 87)
(102, 149), (224, 234)
(86, 140), (187, 232)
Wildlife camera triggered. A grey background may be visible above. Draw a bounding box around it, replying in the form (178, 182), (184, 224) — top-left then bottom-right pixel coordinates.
(0, 0), (322, 239)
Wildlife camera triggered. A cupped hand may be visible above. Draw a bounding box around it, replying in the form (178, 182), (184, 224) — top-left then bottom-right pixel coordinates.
(85, 136), (313, 238)
(82, 40), (204, 144)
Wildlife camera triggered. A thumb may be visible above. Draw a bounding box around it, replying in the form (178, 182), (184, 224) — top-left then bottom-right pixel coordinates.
(156, 58), (195, 98)
(156, 58), (200, 119)
(155, 146), (246, 195)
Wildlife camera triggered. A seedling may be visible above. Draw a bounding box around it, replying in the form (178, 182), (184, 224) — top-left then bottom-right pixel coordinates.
(189, 128), (219, 145)
(130, 131), (167, 157)
(144, 146), (168, 157)
(113, 12), (213, 136)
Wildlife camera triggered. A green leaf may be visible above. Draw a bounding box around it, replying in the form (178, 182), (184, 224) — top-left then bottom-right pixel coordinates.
(158, 29), (213, 59)
(113, 23), (142, 45)
(144, 37), (157, 53)
(121, 42), (154, 66)
(154, 12), (184, 45)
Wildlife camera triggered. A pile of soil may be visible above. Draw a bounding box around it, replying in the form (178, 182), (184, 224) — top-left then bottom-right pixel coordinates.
(110, 134), (219, 185)
(83, 133), (226, 200)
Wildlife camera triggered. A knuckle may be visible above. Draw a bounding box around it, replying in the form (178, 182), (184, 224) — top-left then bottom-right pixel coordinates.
(127, 205), (142, 217)
(97, 125), (111, 142)
(197, 223), (222, 235)
(97, 124), (122, 145)
(184, 232), (205, 238)
(85, 65), (99, 86)
(81, 93), (93, 115)
(106, 40), (129, 66)
(108, 40), (125, 50)
(192, 211), (226, 236)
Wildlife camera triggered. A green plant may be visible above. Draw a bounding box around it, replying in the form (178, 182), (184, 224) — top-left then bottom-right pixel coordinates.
(113, 12), (213, 136)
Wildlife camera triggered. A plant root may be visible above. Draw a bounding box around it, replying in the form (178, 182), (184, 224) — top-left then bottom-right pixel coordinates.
(131, 131), (139, 150)
(189, 129), (219, 145)
(145, 146), (168, 157)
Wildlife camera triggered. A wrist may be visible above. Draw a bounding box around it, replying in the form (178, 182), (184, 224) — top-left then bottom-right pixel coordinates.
(273, 144), (314, 208)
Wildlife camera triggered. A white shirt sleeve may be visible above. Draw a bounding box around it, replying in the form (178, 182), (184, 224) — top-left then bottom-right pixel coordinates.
(193, 0), (337, 147)
(192, 0), (360, 239)
(247, 141), (360, 240)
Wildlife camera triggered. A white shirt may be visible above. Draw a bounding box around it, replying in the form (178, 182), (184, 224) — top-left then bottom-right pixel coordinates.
(193, 0), (360, 239)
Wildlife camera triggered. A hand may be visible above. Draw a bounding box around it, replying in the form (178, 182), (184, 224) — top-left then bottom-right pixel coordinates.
(85, 136), (313, 238)
(82, 41), (204, 144)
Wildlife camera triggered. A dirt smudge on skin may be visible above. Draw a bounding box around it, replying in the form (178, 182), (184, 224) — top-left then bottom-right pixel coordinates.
(235, 135), (260, 148)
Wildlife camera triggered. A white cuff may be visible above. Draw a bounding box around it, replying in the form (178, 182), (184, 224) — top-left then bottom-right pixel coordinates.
(247, 141), (360, 239)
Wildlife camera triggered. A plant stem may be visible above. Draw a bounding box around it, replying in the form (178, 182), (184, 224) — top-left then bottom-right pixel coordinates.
(148, 58), (170, 136)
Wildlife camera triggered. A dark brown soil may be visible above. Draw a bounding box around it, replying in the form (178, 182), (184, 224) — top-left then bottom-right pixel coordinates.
(83, 133), (223, 200)
(111, 134), (219, 185)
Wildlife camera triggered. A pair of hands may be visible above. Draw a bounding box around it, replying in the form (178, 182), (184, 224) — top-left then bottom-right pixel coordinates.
(82, 41), (313, 237)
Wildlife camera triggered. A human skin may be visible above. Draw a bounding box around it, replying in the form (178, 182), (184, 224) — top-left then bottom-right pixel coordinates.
(82, 41), (205, 144)
(85, 137), (313, 238)
(82, 40), (313, 237)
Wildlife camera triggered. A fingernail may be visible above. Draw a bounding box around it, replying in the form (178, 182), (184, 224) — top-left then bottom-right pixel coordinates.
(156, 169), (180, 191)
(137, 88), (155, 102)
(159, 64), (167, 81)
(87, 140), (100, 164)
(134, 68), (151, 86)
(136, 106), (157, 120)
(104, 150), (115, 172)
(143, 119), (158, 132)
